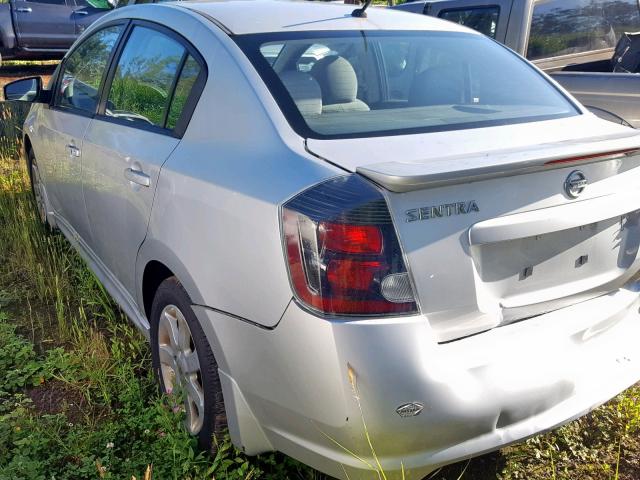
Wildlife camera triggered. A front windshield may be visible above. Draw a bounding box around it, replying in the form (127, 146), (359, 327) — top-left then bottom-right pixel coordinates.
(236, 31), (579, 139)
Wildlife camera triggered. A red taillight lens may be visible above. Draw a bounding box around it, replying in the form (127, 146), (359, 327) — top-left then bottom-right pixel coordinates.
(319, 222), (383, 254)
(282, 175), (417, 316)
(326, 259), (385, 293)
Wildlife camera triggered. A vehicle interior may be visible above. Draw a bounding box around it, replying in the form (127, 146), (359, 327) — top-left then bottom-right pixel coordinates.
(256, 32), (577, 137)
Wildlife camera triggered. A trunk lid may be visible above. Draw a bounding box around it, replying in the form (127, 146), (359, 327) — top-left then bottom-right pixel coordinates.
(307, 116), (640, 342)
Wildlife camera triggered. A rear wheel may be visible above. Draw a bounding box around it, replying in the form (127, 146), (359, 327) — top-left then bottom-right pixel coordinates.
(150, 277), (227, 454)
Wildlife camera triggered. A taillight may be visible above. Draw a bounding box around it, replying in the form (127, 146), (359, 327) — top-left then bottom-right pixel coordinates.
(282, 175), (417, 316)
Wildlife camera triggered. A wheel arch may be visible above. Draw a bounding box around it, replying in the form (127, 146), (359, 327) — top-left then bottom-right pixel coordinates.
(137, 237), (207, 323)
(141, 260), (174, 321)
(139, 246), (268, 455)
(23, 134), (33, 166)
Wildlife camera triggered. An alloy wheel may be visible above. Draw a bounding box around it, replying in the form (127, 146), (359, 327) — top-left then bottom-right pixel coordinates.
(157, 304), (205, 435)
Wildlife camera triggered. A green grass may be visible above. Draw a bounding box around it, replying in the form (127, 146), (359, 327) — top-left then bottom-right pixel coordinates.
(0, 115), (319, 479)
(0, 60), (59, 66)
(0, 101), (640, 479)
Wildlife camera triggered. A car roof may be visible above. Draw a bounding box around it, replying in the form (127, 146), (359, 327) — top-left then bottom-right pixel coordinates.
(175, 0), (474, 35)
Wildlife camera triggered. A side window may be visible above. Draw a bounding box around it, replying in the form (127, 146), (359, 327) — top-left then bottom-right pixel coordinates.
(74, 0), (113, 8)
(439, 6), (500, 38)
(55, 25), (123, 113)
(166, 56), (202, 130)
(105, 26), (185, 128)
(527, 0), (640, 61)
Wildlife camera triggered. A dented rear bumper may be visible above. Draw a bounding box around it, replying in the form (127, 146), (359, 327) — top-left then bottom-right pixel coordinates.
(197, 282), (640, 479)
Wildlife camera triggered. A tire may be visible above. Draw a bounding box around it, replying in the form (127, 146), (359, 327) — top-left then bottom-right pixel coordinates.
(150, 277), (227, 454)
(27, 148), (51, 229)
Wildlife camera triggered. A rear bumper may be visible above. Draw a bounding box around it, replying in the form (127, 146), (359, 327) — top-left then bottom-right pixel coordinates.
(195, 283), (640, 479)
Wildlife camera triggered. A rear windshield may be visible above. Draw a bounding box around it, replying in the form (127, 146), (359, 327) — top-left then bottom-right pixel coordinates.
(236, 30), (579, 139)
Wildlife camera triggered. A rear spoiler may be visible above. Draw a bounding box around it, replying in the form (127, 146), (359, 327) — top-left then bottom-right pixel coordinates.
(357, 131), (640, 192)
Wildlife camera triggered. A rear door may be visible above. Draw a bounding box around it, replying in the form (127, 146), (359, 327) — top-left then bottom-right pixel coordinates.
(12, 0), (75, 49)
(38, 23), (125, 243)
(71, 0), (111, 38)
(81, 21), (205, 294)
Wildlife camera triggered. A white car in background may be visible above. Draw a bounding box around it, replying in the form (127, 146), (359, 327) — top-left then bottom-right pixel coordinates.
(5, 1), (640, 478)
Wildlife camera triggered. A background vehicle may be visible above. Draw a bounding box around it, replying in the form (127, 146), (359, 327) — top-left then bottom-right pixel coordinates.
(393, 0), (640, 127)
(0, 0), (113, 62)
(5, 2), (640, 479)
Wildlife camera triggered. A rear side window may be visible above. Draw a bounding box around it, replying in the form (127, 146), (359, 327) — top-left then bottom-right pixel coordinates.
(55, 25), (123, 113)
(105, 26), (185, 128)
(527, 0), (640, 60)
(439, 6), (500, 38)
(166, 56), (202, 130)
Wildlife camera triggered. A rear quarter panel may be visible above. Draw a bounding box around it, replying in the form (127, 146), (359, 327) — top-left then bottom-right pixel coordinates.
(137, 18), (342, 327)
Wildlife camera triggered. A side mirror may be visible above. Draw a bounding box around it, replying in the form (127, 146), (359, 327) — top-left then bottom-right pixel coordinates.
(3, 76), (42, 102)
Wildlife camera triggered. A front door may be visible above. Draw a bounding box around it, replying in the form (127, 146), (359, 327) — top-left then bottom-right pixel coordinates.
(39, 23), (125, 242)
(13, 0), (76, 49)
(82, 23), (204, 294)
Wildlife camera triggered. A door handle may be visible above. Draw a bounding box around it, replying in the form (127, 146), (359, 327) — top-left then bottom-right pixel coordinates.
(66, 144), (80, 158)
(74, 10), (89, 15)
(124, 167), (150, 187)
(16, 7), (32, 12)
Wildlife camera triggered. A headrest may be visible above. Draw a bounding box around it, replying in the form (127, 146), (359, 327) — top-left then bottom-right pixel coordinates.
(280, 71), (322, 116)
(311, 56), (359, 104)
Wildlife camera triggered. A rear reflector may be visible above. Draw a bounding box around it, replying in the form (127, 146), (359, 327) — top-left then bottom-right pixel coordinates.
(381, 272), (415, 303)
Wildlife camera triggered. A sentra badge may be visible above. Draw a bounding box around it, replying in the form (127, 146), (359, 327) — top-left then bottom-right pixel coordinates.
(406, 201), (479, 223)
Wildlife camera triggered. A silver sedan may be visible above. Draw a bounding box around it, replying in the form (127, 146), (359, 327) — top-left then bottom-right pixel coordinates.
(5, 1), (640, 478)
